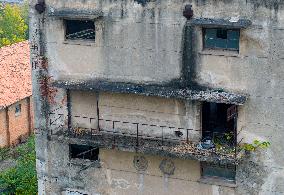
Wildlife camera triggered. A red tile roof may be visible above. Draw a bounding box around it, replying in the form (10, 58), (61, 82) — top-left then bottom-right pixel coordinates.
(0, 41), (31, 109)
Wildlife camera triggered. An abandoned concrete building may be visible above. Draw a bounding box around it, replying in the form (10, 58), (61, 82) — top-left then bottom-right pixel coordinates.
(30, 0), (284, 194)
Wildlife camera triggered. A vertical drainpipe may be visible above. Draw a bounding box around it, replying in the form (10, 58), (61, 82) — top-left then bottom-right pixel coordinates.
(183, 5), (200, 141)
(182, 4), (194, 85)
(5, 107), (10, 147)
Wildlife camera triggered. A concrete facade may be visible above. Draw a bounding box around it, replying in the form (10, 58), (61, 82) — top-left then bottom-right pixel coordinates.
(30, 0), (284, 194)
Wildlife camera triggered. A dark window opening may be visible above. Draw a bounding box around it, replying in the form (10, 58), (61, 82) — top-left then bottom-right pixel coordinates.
(65, 20), (95, 41)
(201, 162), (236, 181)
(203, 28), (240, 50)
(69, 144), (99, 161)
(201, 102), (237, 181)
(202, 102), (237, 147)
(15, 104), (21, 115)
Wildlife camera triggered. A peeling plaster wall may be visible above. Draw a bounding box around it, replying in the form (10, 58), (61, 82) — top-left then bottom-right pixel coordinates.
(30, 0), (284, 194)
(71, 91), (201, 141)
(189, 2), (284, 195)
(39, 139), (236, 195)
(45, 0), (185, 83)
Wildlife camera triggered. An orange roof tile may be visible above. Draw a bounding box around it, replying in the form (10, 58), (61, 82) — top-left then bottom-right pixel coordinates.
(0, 41), (31, 109)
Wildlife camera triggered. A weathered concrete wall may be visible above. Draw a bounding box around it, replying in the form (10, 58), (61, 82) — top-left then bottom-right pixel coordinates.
(45, 0), (185, 83)
(71, 91), (201, 141)
(39, 138), (236, 195)
(30, 0), (284, 194)
(189, 2), (284, 195)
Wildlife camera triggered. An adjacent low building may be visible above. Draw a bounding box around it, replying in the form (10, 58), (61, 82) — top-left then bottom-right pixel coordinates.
(0, 41), (33, 147)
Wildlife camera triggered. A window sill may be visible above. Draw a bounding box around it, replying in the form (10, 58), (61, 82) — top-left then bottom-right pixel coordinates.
(63, 40), (96, 47)
(199, 49), (240, 58)
(198, 177), (236, 188)
(69, 158), (101, 167)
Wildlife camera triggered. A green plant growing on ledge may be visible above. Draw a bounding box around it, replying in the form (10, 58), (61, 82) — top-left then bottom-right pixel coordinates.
(212, 131), (237, 157)
(240, 140), (271, 152)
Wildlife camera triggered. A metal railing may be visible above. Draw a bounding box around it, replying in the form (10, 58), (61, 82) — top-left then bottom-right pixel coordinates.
(48, 112), (241, 162)
(66, 29), (96, 40)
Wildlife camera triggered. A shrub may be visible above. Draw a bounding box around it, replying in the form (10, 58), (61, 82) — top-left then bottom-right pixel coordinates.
(0, 136), (37, 195)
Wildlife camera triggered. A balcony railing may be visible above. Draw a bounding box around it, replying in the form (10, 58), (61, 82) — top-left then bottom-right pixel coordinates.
(48, 112), (244, 164)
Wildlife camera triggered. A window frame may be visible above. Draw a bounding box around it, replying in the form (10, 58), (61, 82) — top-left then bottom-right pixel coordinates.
(202, 28), (240, 52)
(200, 162), (236, 182)
(63, 19), (96, 42)
(15, 104), (22, 116)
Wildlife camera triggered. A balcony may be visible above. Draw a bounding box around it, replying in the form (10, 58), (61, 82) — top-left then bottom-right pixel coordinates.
(49, 112), (244, 165)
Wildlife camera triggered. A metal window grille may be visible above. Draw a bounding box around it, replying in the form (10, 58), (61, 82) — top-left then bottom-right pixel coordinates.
(69, 144), (99, 161)
(65, 20), (96, 41)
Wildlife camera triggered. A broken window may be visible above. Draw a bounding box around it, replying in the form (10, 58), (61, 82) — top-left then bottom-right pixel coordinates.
(65, 20), (96, 41)
(69, 144), (99, 161)
(201, 162), (236, 181)
(203, 28), (240, 50)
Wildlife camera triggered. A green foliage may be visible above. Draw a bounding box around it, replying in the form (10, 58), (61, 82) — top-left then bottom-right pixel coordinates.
(0, 148), (9, 161)
(0, 3), (28, 47)
(20, 0), (29, 39)
(241, 139), (271, 152)
(213, 132), (235, 148)
(0, 136), (37, 195)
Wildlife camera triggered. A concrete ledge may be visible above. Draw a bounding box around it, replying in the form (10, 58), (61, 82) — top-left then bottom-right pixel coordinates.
(48, 9), (103, 19)
(52, 80), (247, 105)
(188, 18), (252, 29)
(51, 130), (242, 165)
(198, 177), (237, 188)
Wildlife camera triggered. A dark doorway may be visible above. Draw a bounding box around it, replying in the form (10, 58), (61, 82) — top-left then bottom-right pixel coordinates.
(202, 102), (237, 146)
(201, 102), (238, 181)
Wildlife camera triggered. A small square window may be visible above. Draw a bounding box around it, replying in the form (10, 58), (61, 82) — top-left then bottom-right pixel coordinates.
(203, 28), (240, 51)
(65, 20), (96, 41)
(15, 104), (21, 116)
(69, 144), (99, 161)
(201, 162), (236, 181)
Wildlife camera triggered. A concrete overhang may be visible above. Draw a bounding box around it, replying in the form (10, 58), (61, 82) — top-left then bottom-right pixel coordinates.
(188, 18), (252, 29)
(51, 131), (242, 165)
(48, 9), (103, 19)
(52, 80), (247, 105)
